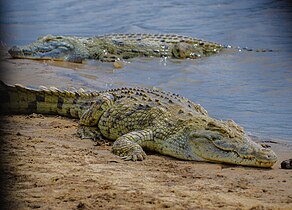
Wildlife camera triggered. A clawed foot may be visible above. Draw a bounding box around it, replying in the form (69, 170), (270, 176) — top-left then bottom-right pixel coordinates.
(111, 140), (147, 161)
(115, 149), (147, 161)
(121, 150), (147, 161)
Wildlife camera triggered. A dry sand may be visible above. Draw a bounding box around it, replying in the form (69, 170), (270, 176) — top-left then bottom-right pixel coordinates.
(0, 47), (292, 210)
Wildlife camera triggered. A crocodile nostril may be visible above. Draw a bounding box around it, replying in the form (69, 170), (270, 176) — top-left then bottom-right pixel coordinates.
(9, 46), (19, 52)
(8, 46), (23, 57)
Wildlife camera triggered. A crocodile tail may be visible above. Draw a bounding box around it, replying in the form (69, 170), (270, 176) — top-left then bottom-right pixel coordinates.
(223, 45), (274, 53)
(0, 81), (95, 118)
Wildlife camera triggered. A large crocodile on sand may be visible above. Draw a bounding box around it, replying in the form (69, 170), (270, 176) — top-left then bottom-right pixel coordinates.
(0, 81), (277, 167)
(8, 34), (227, 63)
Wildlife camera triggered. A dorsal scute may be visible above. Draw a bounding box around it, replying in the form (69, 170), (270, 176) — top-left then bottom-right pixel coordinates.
(103, 87), (208, 115)
(94, 33), (219, 46)
(10, 83), (100, 99)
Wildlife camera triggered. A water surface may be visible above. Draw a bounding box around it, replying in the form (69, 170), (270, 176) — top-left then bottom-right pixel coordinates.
(1, 0), (292, 141)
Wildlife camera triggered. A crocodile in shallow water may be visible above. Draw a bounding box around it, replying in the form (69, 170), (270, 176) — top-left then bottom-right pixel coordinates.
(0, 81), (277, 167)
(8, 34), (225, 63)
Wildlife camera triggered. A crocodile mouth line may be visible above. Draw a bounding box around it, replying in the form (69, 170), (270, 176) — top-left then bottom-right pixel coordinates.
(193, 138), (276, 167)
(12, 54), (58, 60)
(208, 147), (275, 168)
(10, 49), (65, 61)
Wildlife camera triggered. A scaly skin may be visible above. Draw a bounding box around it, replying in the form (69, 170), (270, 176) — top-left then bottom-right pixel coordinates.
(8, 34), (223, 63)
(0, 81), (277, 167)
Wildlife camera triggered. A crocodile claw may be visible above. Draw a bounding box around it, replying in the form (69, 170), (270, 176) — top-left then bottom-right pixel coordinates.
(121, 151), (147, 161)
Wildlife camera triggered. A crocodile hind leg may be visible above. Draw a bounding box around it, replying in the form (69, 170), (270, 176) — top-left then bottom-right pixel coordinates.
(111, 129), (153, 161)
(77, 94), (114, 143)
(77, 126), (103, 141)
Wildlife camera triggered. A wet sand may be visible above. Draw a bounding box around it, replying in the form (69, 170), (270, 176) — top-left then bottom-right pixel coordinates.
(0, 48), (292, 210)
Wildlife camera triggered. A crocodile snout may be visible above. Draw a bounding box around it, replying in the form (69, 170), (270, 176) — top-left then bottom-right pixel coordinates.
(8, 46), (23, 58)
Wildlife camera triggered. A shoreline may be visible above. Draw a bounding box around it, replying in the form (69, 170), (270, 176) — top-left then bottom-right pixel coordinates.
(1, 46), (291, 143)
(1, 47), (292, 209)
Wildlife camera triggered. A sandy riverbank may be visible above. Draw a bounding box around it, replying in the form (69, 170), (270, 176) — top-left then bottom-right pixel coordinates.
(0, 47), (291, 210)
(0, 115), (291, 210)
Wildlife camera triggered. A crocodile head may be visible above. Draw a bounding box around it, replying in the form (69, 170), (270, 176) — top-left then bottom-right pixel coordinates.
(185, 119), (277, 168)
(9, 35), (89, 63)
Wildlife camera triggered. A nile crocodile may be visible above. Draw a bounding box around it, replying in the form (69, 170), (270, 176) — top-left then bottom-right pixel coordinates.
(0, 81), (277, 167)
(8, 34), (226, 63)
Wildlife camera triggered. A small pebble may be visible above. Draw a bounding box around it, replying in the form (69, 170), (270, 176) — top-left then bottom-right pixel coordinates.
(281, 159), (292, 169)
(113, 61), (123, 69)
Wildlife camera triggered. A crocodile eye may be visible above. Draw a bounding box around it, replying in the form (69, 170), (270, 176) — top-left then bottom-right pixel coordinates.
(38, 49), (50, 53)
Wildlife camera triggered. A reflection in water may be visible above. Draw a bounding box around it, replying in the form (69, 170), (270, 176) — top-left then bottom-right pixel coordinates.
(1, 0), (292, 141)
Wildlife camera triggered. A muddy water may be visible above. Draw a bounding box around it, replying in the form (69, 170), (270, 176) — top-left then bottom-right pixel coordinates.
(1, 0), (292, 141)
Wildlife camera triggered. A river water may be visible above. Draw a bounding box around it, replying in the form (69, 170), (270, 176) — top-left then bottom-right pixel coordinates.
(1, 0), (292, 141)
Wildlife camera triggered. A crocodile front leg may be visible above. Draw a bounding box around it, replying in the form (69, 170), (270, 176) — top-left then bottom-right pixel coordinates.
(77, 94), (114, 140)
(111, 129), (153, 161)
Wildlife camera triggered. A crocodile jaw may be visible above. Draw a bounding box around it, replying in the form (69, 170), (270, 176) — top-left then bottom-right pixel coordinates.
(189, 133), (277, 168)
(8, 35), (88, 63)
(9, 45), (69, 61)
